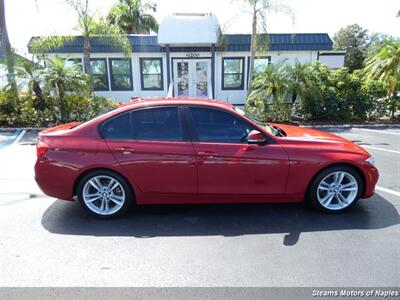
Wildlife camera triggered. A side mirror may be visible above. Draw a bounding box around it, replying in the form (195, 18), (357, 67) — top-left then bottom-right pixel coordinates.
(247, 130), (266, 145)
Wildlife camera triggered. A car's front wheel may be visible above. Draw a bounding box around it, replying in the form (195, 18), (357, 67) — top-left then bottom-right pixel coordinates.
(77, 170), (133, 218)
(308, 165), (363, 212)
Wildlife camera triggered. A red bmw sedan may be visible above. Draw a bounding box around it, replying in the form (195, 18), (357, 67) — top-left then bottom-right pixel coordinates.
(35, 98), (379, 218)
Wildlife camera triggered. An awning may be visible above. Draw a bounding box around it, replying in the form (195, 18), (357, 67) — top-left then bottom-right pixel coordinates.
(158, 13), (220, 46)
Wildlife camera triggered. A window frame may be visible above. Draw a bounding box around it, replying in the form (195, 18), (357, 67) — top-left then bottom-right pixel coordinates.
(139, 57), (164, 91)
(221, 57), (245, 90)
(185, 106), (266, 144)
(99, 105), (191, 142)
(109, 58), (133, 91)
(90, 58), (110, 91)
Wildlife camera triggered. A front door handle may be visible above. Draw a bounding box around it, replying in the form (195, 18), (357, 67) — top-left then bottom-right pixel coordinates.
(197, 151), (217, 158)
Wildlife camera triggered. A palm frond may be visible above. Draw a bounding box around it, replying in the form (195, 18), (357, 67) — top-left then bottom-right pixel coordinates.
(92, 21), (132, 56)
(30, 35), (76, 54)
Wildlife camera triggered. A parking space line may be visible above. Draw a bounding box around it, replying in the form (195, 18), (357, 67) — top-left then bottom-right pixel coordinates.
(376, 186), (400, 197)
(12, 129), (26, 145)
(356, 128), (400, 136)
(362, 145), (400, 155)
(0, 130), (21, 150)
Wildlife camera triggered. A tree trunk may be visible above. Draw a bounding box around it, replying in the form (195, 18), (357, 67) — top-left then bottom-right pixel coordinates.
(32, 81), (45, 111)
(59, 84), (66, 123)
(390, 92), (397, 119)
(0, 0), (17, 103)
(247, 5), (258, 94)
(83, 35), (92, 75)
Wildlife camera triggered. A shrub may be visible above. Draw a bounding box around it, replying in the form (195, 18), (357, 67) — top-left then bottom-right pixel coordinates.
(87, 96), (118, 119)
(61, 95), (118, 122)
(63, 95), (90, 121)
(0, 88), (118, 127)
(0, 91), (56, 127)
(254, 63), (393, 123)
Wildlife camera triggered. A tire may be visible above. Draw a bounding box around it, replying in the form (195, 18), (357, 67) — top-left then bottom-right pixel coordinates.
(307, 165), (363, 213)
(77, 170), (134, 219)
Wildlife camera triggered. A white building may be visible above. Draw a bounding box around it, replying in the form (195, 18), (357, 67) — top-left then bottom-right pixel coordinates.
(28, 13), (344, 106)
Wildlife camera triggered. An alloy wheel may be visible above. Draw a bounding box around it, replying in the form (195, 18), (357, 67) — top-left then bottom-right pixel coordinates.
(317, 171), (359, 211)
(82, 175), (126, 216)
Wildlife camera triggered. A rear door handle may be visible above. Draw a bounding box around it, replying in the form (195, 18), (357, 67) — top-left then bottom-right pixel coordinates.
(114, 147), (135, 154)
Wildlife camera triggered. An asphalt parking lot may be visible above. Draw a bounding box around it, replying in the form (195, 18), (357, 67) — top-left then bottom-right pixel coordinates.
(0, 126), (399, 287)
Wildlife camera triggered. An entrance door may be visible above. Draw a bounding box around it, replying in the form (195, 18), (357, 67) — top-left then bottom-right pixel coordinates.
(173, 59), (211, 98)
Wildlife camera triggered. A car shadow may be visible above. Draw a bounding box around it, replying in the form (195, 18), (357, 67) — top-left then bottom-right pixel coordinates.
(41, 194), (399, 246)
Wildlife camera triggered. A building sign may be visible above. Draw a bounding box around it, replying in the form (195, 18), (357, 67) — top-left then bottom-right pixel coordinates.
(185, 53), (200, 58)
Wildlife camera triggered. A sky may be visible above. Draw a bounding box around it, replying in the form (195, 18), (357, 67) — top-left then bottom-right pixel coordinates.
(4, 0), (400, 56)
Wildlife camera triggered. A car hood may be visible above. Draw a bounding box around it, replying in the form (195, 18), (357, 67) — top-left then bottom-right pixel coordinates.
(271, 123), (347, 141)
(270, 123), (370, 156)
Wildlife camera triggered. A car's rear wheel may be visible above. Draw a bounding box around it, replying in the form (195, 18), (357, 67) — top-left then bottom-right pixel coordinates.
(77, 170), (133, 218)
(307, 165), (363, 213)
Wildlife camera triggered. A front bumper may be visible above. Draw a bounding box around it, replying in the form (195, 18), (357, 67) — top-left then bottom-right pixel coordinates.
(362, 165), (379, 198)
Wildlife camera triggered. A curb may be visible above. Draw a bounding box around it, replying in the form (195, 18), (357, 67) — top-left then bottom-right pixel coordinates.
(299, 124), (400, 129)
(0, 128), (45, 131)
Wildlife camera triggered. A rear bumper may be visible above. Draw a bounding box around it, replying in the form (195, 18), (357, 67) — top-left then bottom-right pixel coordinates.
(362, 165), (379, 198)
(34, 159), (75, 201)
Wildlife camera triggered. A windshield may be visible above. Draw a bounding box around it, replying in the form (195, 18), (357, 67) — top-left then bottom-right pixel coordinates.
(234, 107), (280, 136)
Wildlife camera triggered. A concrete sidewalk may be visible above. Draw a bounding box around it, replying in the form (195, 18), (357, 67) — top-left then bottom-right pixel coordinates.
(0, 144), (43, 199)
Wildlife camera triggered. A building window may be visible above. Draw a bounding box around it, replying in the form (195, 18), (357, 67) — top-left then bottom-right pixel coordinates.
(222, 57), (245, 90)
(109, 58), (133, 91)
(140, 58), (164, 91)
(90, 58), (109, 91)
(65, 58), (82, 70)
(249, 56), (271, 74)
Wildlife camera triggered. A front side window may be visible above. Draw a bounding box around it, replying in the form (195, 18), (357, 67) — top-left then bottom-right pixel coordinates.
(110, 58), (133, 91)
(190, 107), (255, 143)
(102, 112), (132, 140)
(90, 59), (109, 91)
(140, 58), (163, 90)
(131, 107), (182, 141)
(222, 57), (245, 90)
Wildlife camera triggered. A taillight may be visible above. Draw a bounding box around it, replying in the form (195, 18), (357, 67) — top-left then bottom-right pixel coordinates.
(36, 140), (49, 158)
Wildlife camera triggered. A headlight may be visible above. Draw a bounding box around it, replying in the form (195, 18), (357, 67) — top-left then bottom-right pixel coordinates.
(365, 156), (375, 166)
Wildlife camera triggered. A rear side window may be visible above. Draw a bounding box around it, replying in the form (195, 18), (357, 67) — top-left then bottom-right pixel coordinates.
(190, 107), (255, 143)
(131, 107), (183, 141)
(102, 112), (132, 139)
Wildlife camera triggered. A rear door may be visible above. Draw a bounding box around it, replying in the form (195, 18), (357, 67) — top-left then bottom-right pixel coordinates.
(102, 106), (197, 195)
(186, 106), (289, 196)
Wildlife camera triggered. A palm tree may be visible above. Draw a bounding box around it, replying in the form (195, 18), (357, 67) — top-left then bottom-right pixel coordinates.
(285, 61), (322, 104)
(40, 57), (90, 122)
(237, 0), (294, 92)
(0, 0), (17, 103)
(30, 0), (132, 77)
(14, 57), (46, 110)
(107, 0), (159, 34)
(247, 60), (291, 120)
(364, 41), (400, 118)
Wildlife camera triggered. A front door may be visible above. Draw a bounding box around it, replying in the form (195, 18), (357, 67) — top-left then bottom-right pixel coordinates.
(174, 59), (211, 98)
(187, 107), (290, 196)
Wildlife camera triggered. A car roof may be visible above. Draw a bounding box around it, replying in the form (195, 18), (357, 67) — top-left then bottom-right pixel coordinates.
(118, 97), (234, 111)
(74, 98), (236, 132)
